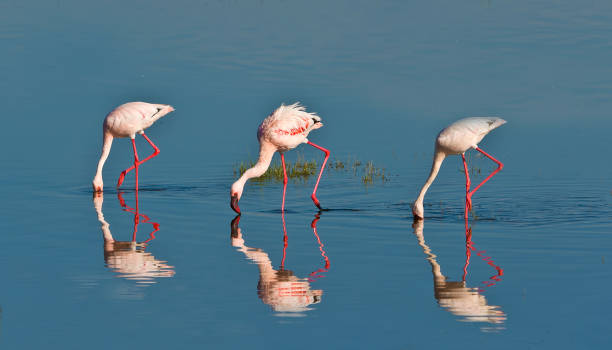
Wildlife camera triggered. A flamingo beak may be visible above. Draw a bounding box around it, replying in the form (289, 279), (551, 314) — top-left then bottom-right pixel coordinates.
(230, 194), (241, 214)
(230, 215), (241, 237)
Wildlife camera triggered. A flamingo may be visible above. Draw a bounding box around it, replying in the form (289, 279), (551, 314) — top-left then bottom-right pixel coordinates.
(230, 103), (330, 214)
(412, 117), (506, 220)
(92, 102), (174, 192)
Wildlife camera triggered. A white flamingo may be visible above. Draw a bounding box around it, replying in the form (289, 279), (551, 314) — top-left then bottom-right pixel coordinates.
(230, 103), (330, 214)
(413, 117), (506, 220)
(92, 102), (174, 192)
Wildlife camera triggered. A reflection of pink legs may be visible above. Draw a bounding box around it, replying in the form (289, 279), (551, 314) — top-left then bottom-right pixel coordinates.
(117, 191), (160, 245)
(462, 147), (503, 218)
(308, 214), (330, 282)
(307, 141), (330, 210)
(278, 213), (331, 281)
(117, 132), (160, 188)
(462, 217), (472, 281)
(462, 215), (504, 292)
(281, 153), (288, 212)
(280, 211), (288, 270)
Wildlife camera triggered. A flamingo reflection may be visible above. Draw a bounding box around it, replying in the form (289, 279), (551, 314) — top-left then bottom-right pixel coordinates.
(230, 213), (330, 316)
(412, 219), (506, 328)
(93, 191), (175, 284)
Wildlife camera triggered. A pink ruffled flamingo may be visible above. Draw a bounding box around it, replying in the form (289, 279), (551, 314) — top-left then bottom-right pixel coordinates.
(412, 117), (506, 220)
(230, 103), (330, 214)
(92, 102), (174, 192)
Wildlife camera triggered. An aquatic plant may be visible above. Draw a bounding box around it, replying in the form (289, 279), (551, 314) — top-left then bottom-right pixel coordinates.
(234, 154), (389, 185)
(458, 152), (496, 176)
(361, 161), (388, 185)
(233, 153), (317, 183)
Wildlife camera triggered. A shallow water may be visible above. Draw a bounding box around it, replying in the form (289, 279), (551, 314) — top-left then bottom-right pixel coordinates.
(2, 0), (612, 349)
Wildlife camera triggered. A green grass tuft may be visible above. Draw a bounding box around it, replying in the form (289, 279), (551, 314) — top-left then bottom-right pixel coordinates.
(234, 153), (318, 183)
(361, 160), (388, 185)
(234, 154), (390, 185)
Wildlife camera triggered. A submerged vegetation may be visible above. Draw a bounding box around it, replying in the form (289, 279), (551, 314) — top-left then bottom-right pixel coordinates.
(361, 161), (388, 184)
(458, 152), (498, 176)
(328, 156), (388, 184)
(233, 153), (389, 185)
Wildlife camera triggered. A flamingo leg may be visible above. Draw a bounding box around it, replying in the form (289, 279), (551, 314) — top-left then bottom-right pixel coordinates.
(117, 132), (160, 188)
(461, 153), (472, 218)
(129, 138), (141, 191)
(465, 147), (504, 215)
(306, 141), (330, 210)
(281, 152), (288, 212)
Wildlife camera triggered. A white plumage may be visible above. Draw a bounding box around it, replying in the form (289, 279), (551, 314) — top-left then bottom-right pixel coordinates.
(93, 101), (174, 192)
(413, 117), (506, 219)
(230, 102), (329, 213)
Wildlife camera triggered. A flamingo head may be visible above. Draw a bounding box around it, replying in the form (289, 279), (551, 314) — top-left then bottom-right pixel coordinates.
(412, 200), (424, 220)
(230, 182), (243, 214)
(153, 104), (175, 119)
(92, 176), (103, 193)
(230, 215), (244, 247)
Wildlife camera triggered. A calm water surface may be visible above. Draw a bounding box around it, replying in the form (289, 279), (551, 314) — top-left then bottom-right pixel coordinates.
(1, 0), (612, 349)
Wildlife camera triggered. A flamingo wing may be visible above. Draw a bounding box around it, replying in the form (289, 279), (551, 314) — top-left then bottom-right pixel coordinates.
(258, 103), (322, 150)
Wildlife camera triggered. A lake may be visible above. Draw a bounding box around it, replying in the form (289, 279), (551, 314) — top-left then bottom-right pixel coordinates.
(1, 0), (611, 348)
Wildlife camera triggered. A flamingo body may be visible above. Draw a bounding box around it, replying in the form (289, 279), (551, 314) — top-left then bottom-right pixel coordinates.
(436, 117), (506, 155)
(92, 102), (174, 192)
(257, 103), (323, 151)
(104, 102), (172, 138)
(230, 103), (329, 213)
(413, 117), (506, 220)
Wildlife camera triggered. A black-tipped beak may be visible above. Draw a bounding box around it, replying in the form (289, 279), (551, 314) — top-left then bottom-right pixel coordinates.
(230, 215), (241, 237)
(231, 194), (241, 214)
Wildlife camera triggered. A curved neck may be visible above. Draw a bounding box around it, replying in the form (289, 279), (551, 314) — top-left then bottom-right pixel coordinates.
(414, 149), (446, 208)
(233, 143), (276, 191)
(94, 131), (113, 181)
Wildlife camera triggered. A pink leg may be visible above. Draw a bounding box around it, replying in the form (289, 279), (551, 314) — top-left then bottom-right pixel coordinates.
(307, 141), (330, 210)
(461, 154), (472, 219)
(466, 147), (504, 215)
(117, 132), (160, 188)
(132, 138), (140, 191)
(281, 152), (288, 212)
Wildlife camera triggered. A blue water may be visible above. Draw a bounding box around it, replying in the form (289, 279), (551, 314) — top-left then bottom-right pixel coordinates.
(1, 0), (612, 348)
